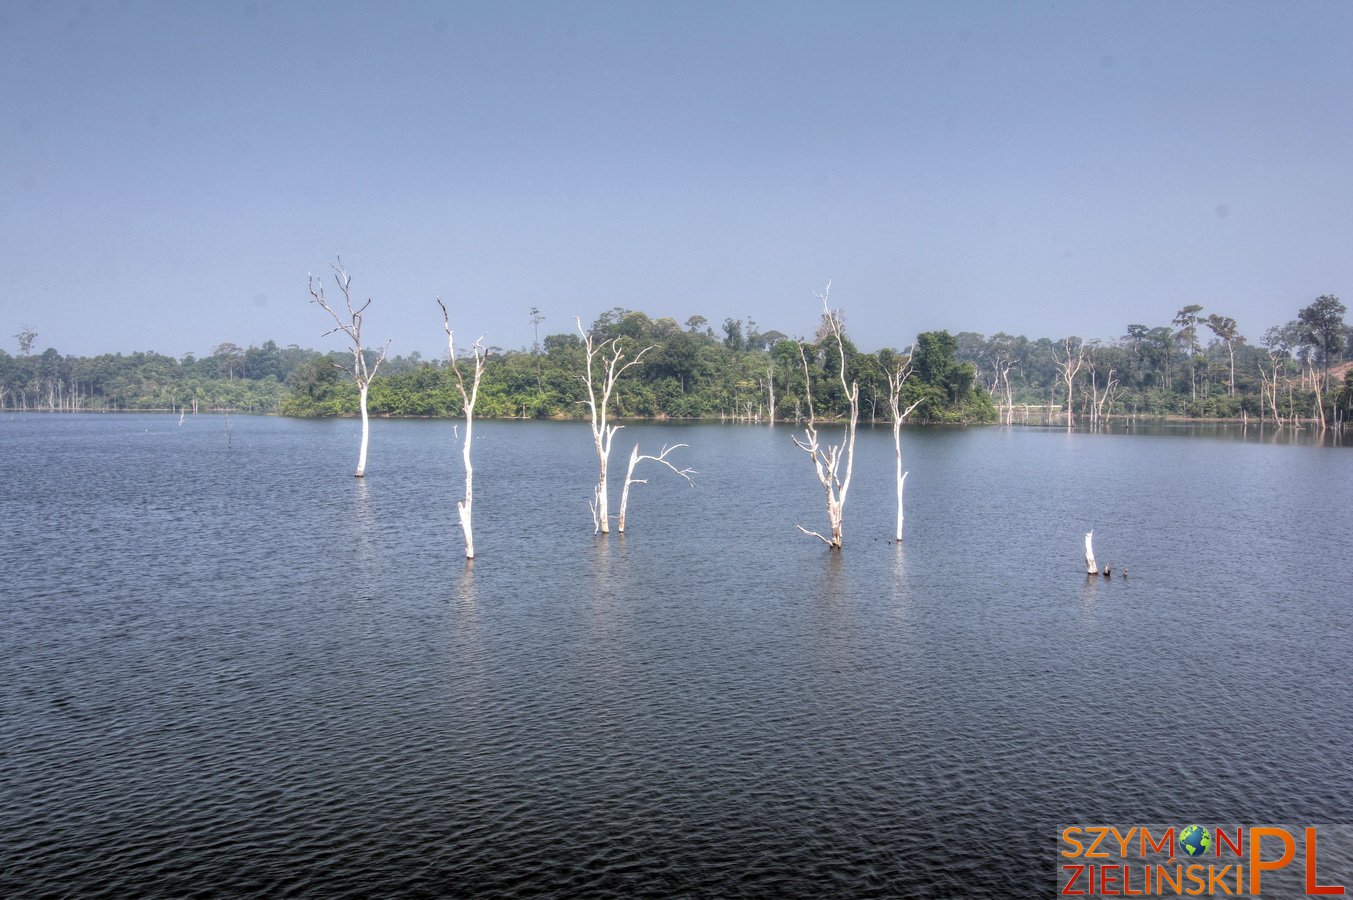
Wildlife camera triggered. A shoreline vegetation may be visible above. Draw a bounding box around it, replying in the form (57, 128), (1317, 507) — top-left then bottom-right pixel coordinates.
(3, 407), (1345, 428)
(5, 297), (1350, 429)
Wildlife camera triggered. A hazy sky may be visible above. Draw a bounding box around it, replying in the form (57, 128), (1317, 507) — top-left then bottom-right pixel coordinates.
(3, 0), (1351, 359)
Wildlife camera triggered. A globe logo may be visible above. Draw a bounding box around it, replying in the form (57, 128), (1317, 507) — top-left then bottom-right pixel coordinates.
(1179, 824), (1212, 858)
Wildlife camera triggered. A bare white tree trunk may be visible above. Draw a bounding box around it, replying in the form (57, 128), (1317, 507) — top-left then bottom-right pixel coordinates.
(578, 318), (651, 534)
(357, 382), (371, 476)
(617, 445), (640, 534)
(439, 299), (487, 559)
(1227, 341), (1237, 396)
(767, 365), (776, 424)
(1053, 337), (1086, 429)
(1087, 354), (1118, 429)
(994, 357), (1017, 424)
(886, 352), (923, 543)
(459, 414), (475, 552)
(794, 284), (859, 550)
(1314, 374), (1327, 431)
(1084, 530), (1097, 575)
(1261, 354), (1284, 425)
(617, 443), (695, 532)
(309, 259), (390, 477)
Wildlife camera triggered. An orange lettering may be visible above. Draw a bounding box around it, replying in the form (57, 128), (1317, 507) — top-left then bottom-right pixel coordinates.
(1249, 827), (1296, 895)
(1305, 827), (1347, 895)
(1122, 863), (1142, 895)
(1087, 827), (1112, 859)
(1061, 864), (1087, 895)
(1215, 827), (1244, 857)
(1156, 863), (1182, 893)
(1141, 827), (1174, 857)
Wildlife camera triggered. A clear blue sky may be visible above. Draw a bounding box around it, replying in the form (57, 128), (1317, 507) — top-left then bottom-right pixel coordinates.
(3, 0), (1351, 359)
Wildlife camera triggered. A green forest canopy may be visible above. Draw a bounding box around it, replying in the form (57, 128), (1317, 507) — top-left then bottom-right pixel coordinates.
(4, 296), (1350, 424)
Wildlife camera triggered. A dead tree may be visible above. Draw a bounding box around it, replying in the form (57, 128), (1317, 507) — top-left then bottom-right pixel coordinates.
(309, 259), (390, 477)
(578, 318), (652, 534)
(886, 351), (925, 543)
(1259, 351), (1285, 425)
(1086, 343), (1119, 429)
(793, 284), (859, 549)
(439, 299), (487, 559)
(1053, 337), (1087, 429)
(1084, 530), (1098, 575)
(617, 443), (695, 533)
(992, 355), (1018, 424)
(1090, 367), (1121, 427)
(765, 363), (776, 424)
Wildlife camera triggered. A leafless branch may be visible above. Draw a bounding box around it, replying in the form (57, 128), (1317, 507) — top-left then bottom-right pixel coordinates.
(438, 296), (488, 558)
(307, 258), (390, 477)
(617, 442), (696, 533)
(793, 283), (859, 549)
(576, 316), (655, 534)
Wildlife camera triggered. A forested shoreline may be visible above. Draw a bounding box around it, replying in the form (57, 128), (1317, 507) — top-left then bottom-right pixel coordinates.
(5, 295), (1350, 428)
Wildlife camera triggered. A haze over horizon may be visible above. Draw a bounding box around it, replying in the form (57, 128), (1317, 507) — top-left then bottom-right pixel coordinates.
(3, 1), (1351, 360)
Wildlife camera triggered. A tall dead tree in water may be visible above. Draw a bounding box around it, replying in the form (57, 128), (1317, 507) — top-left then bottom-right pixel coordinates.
(1259, 326), (1290, 425)
(1085, 340), (1119, 428)
(439, 299), (487, 559)
(1053, 336), (1086, 429)
(988, 340), (1019, 424)
(309, 259), (390, 477)
(793, 284), (859, 549)
(578, 318), (651, 534)
(886, 350), (925, 543)
(617, 443), (696, 533)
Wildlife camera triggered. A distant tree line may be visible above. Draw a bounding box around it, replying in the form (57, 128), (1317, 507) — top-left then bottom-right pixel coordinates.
(951, 295), (1351, 428)
(0, 340), (314, 414)
(5, 294), (1349, 427)
(279, 307), (994, 424)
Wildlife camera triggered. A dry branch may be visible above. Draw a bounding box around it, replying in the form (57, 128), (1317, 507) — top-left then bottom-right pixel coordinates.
(617, 443), (696, 533)
(793, 283), (859, 549)
(308, 258), (390, 477)
(578, 317), (653, 534)
(439, 298), (487, 559)
(886, 351), (924, 542)
(1053, 337), (1087, 430)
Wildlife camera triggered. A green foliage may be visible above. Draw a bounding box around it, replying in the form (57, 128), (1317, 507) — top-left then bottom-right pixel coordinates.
(904, 332), (996, 423)
(947, 296), (1351, 424)
(273, 312), (992, 424)
(0, 344), (306, 413)
(7, 296), (1343, 426)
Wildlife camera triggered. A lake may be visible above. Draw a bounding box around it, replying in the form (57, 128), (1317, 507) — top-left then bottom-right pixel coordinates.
(2, 414), (1351, 897)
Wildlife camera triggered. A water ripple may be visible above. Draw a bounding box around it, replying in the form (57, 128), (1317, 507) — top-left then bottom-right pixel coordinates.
(1, 417), (1350, 896)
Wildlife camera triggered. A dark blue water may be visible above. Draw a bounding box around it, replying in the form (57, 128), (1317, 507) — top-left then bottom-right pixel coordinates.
(2, 414), (1350, 897)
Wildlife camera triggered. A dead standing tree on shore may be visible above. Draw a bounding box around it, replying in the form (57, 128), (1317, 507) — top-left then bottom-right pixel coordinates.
(578, 318), (652, 534)
(308, 259), (390, 477)
(439, 299), (487, 559)
(793, 284), (859, 550)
